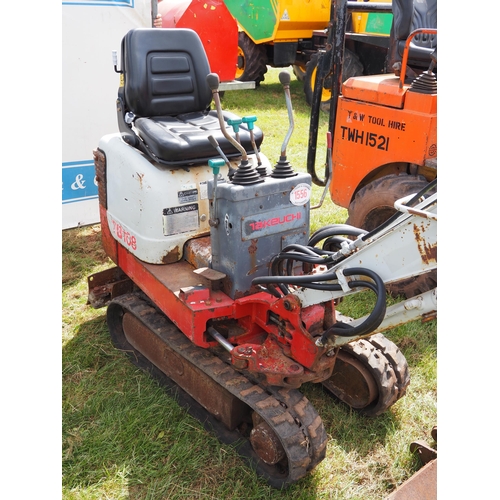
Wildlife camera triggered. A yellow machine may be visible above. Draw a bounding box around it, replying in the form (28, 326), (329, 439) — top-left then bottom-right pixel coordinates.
(229, 0), (393, 92)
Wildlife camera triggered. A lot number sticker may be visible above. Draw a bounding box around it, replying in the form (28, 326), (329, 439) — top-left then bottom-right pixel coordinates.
(290, 183), (311, 206)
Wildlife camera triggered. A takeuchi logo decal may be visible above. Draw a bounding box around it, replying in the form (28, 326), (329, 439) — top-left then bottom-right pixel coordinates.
(248, 212), (301, 232)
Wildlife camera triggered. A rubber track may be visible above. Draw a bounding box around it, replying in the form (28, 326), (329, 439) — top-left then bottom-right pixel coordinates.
(107, 293), (327, 488)
(324, 337), (400, 417)
(367, 333), (410, 401)
(212, 347), (328, 471)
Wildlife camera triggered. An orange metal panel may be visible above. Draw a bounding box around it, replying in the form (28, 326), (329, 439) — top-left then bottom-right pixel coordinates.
(342, 74), (406, 109)
(330, 88), (437, 208)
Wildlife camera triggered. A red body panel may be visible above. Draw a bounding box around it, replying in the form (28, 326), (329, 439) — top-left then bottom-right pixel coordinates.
(159, 0), (238, 81)
(100, 208), (335, 387)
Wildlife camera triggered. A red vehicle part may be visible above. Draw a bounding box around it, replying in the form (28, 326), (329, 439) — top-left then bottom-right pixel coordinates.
(99, 204), (336, 389)
(158, 0), (238, 82)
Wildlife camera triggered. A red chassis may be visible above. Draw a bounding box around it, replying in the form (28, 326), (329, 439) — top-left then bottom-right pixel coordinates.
(99, 204), (337, 389)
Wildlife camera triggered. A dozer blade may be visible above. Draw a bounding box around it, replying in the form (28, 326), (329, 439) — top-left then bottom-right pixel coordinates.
(386, 459), (437, 500)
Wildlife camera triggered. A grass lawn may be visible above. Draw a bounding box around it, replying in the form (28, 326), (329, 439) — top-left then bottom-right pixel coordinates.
(62, 67), (437, 499)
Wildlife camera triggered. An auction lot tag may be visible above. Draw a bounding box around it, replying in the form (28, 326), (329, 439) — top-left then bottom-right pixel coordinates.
(290, 183), (311, 206)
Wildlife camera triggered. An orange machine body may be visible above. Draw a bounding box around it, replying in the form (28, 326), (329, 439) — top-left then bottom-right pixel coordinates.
(330, 73), (437, 208)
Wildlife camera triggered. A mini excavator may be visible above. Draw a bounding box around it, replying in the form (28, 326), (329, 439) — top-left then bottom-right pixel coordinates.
(88, 24), (437, 489)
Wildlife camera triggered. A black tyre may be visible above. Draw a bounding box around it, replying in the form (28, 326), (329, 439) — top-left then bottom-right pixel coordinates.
(346, 174), (437, 297)
(236, 32), (268, 85)
(292, 64), (306, 82)
(303, 49), (363, 107)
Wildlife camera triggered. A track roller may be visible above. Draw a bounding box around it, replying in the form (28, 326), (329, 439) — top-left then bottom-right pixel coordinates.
(322, 334), (409, 417)
(250, 414), (286, 465)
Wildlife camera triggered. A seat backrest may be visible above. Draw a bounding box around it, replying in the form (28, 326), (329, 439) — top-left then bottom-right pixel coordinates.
(390, 0), (437, 67)
(121, 28), (212, 117)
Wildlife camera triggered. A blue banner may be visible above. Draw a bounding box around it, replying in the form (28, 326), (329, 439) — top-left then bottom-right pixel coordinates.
(62, 161), (99, 204)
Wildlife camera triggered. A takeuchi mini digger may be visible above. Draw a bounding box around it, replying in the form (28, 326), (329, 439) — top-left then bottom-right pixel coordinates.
(88, 23), (437, 488)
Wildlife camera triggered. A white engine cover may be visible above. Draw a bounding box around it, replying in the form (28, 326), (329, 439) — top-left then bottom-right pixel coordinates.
(99, 133), (269, 264)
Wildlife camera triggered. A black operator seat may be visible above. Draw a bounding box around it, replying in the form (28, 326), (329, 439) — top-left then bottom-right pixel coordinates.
(116, 28), (263, 166)
(389, 0), (437, 71)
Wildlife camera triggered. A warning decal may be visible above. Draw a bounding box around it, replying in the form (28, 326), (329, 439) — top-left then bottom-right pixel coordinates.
(162, 204), (199, 236)
(177, 188), (198, 204)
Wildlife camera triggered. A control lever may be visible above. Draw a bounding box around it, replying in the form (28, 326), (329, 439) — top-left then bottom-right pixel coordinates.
(242, 115), (265, 176)
(206, 73), (262, 185)
(206, 73), (247, 162)
(279, 71), (294, 161)
(208, 158), (225, 228)
(429, 49), (437, 72)
(311, 131), (332, 209)
(271, 71), (297, 178)
(208, 135), (236, 179)
(227, 118), (242, 145)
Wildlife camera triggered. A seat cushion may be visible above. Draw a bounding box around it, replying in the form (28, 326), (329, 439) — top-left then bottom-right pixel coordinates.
(135, 110), (263, 165)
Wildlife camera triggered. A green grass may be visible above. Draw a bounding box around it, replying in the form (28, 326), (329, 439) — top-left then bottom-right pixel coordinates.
(62, 68), (437, 499)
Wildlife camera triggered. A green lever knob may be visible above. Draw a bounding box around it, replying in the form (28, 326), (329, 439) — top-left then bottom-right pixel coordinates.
(242, 115), (257, 130)
(227, 118), (242, 133)
(208, 158), (225, 175)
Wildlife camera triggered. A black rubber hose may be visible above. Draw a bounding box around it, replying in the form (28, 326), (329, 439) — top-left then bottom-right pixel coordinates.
(281, 244), (324, 257)
(270, 252), (328, 277)
(321, 236), (351, 252)
(253, 266), (387, 341)
(253, 266), (382, 294)
(273, 246), (326, 276)
(319, 281), (383, 338)
(318, 269), (387, 340)
(284, 252), (329, 276)
(264, 284), (285, 298)
(254, 269), (335, 287)
(308, 224), (367, 247)
(309, 247), (337, 256)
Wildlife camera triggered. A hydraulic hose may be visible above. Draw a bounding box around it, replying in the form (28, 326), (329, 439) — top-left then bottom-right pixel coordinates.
(253, 265), (387, 340)
(321, 236), (352, 252)
(269, 250), (332, 280)
(280, 244), (323, 258)
(318, 275), (386, 340)
(308, 224), (367, 247)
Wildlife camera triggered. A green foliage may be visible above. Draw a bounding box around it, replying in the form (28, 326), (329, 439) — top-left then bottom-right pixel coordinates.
(62, 67), (437, 499)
